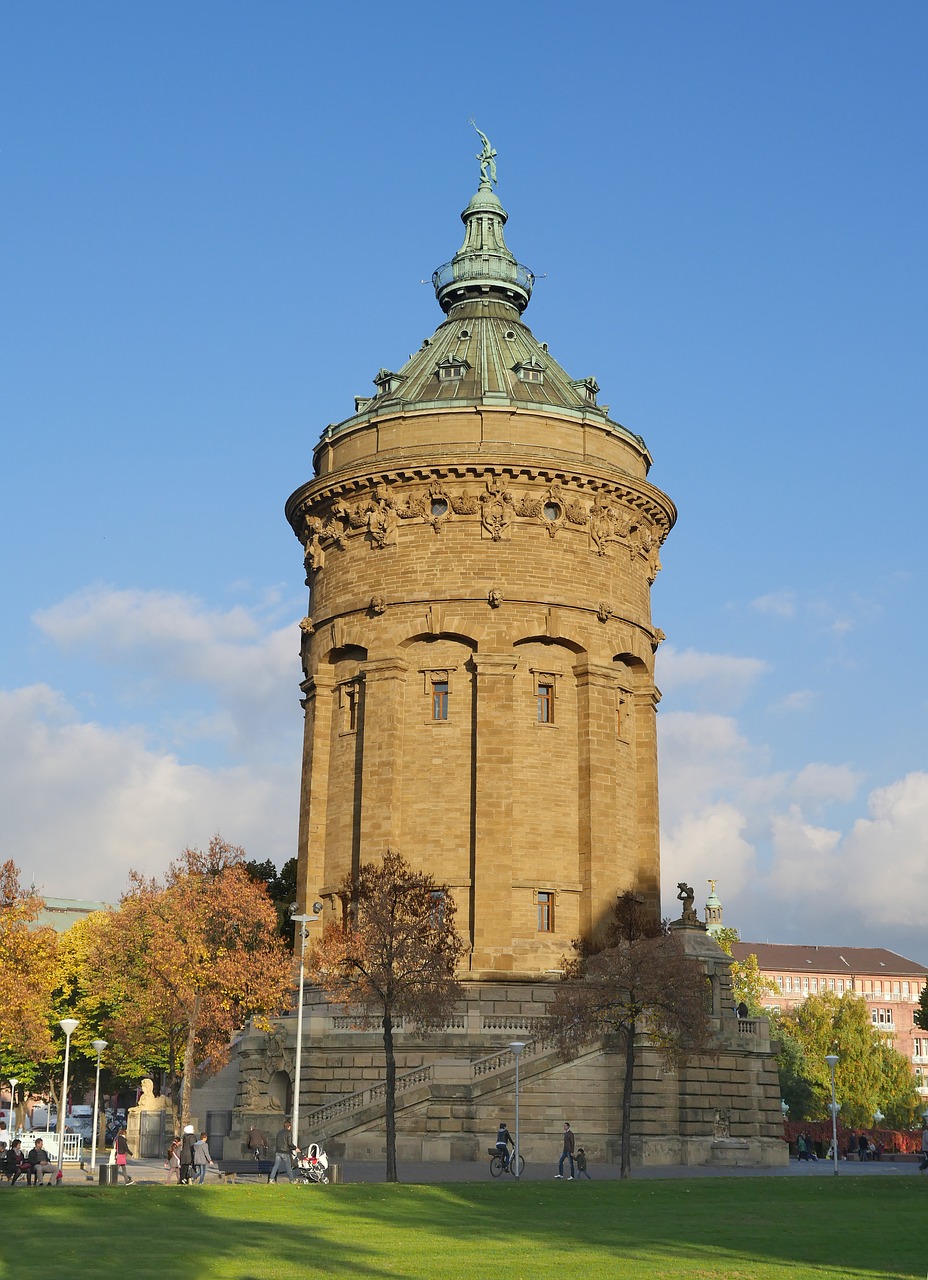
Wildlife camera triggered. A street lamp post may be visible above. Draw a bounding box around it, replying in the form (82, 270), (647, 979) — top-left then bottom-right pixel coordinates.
(57, 1018), (79, 1174)
(825, 1053), (839, 1177)
(90, 1039), (108, 1173)
(7, 1078), (18, 1134)
(290, 903), (322, 1150)
(509, 1041), (525, 1179)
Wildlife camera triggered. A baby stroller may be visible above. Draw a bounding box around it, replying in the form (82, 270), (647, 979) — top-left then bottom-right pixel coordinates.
(294, 1142), (329, 1184)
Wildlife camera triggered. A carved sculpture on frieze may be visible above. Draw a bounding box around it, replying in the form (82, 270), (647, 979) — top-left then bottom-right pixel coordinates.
(488, 588), (503, 608)
(427, 480), (450, 532)
(515, 494), (543, 518)
(366, 484), (397, 548)
(596, 601), (616, 623)
(449, 490), (478, 515)
(326, 502), (349, 549)
(565, 497), (588, 525)
(369, 595), (387, 615)
(479, 474), (514, 541)
(299, 616), (315, 677)
(302, 517), (325, 579)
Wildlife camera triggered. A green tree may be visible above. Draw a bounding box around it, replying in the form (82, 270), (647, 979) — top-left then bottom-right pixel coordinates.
(779, 992), (919, 1127)
(548, 892), (711, 1179)
(310, 849), (466, 1183)
(914, 981), (928, 1033)
(244, 856), (299, 944)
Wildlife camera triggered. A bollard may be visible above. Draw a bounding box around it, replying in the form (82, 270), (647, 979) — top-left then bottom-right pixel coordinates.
(328, 1163), (341, 1184)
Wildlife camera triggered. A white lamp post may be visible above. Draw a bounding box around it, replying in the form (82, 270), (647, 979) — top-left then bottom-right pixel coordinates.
(825, 1053), (839, 1177)
(509, 1041), (526, 1178)
(90, 1039), (108, 1173)
(7, 1078), (18, 1134)
(57, 1018), (79, 1173)
(290, 903), (322, 1150)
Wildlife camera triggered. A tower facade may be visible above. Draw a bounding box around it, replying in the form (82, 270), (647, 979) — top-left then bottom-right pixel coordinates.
(286, 151), (675, 977)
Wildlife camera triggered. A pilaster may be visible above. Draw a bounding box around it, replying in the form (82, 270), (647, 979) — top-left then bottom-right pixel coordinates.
(297, 670), (335, 916)
(573, 660), (621, 941)
(357, 657), (408, 860)
(471, 655), (518, 970)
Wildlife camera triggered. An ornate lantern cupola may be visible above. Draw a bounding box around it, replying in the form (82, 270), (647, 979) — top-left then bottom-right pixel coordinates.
(432, 124), (534, 315)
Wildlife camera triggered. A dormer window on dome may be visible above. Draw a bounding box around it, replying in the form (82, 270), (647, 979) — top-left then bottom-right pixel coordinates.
(571, 377), (600, 405)
(374, 368), (406, 397)
(513, 357), (545, 385)
(435, 356), (469, 381)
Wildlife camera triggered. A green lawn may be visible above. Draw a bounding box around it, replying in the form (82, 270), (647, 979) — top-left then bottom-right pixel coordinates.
(2, 1177), (923, 1279)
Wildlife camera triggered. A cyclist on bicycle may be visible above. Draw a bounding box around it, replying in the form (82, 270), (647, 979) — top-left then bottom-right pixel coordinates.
(495, 1121), (514, 1170)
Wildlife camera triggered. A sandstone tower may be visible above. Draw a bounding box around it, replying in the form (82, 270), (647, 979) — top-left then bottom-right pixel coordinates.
(285, 150), (675, 974)
(203, 141), (785, 1169)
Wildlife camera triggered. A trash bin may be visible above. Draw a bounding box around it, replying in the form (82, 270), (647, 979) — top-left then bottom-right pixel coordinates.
(98, 1164), (117, 1185)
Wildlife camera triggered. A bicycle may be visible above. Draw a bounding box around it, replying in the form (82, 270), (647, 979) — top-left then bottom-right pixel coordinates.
(488, 1146), (525, 1178)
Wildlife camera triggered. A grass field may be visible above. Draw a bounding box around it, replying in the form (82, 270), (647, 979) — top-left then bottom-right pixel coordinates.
(2, 1177), (924, 1279)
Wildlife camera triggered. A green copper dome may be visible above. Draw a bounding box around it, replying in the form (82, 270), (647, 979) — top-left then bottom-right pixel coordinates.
(321, 130), (648, 463)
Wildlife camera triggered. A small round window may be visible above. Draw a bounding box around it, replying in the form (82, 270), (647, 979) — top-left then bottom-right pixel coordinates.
(543, 503), (560, 522)
(431, 499), (449, 518)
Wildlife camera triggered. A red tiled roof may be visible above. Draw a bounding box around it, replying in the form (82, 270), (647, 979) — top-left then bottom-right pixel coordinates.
(729, 942), (928, 977)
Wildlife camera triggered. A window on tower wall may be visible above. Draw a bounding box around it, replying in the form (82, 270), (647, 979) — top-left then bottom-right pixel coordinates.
(432, 679), (449, 721)
(537, 891), (554, 932)
(536, 682), (554, 723)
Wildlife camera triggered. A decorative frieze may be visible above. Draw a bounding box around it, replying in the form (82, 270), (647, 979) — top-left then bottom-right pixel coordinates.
(295, 466), (669, 582)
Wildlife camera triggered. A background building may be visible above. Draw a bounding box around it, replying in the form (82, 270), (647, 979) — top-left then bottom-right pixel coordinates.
(729, 941), (928, 1096)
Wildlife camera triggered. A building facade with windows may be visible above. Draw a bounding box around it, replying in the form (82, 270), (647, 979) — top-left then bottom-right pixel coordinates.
(730, 942), (928, 1095)
(285, 154), (674, 978)
(208, 143), (786, 1169)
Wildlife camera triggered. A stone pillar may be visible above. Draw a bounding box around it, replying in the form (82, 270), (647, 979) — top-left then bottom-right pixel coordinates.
(357, 657), (408, 860)
(633, 687), (662, 920)
(574, 660), (621, 942)
(471, 655), (518, 971)
(297, 670), (334, 911)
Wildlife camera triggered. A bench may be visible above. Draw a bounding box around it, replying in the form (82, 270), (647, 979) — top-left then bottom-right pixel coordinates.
(216, 1159), (274, 1183)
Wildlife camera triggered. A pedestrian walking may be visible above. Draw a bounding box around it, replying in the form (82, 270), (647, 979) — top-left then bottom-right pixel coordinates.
(555, 1122), (575, 1179)
(179, 1124), (197, 1184)
(919, 1123), (928, 1172)
(113, 1128), (134, 1184)
(164, 1138), (181, 1184)
(575, 1146), (592, 1179)
(192, 1132), (215, 1184)
(269, 1119), (296, 1184)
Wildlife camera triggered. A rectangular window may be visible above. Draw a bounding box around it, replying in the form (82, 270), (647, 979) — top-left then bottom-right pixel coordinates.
(785, 977), (792, 992)
(537, 683), (554, 723)
(776, 976), (783, 990)
(429, 891), (446, 926)
(829, 979), (835, 991)
(872, 1009), (879, 1024)
(432, 680), (449, 721)
(837, 979), (844, 994)
(811, 978), (817, 993)
(346, 683), (358, 732)
(537, 891), (554, 932)
(894, 981), (901, 994)
(803, 977), (809, 993)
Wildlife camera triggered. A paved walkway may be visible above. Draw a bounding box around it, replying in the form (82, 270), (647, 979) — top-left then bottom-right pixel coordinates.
(42, 1155), (926, 1187)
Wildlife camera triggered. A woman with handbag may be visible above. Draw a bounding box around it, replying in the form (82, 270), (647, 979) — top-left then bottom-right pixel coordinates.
(113, 1128), (134, 1184)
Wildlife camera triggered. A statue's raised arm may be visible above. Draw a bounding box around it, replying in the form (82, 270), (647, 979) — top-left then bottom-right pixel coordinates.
(470, 120), (498, 188)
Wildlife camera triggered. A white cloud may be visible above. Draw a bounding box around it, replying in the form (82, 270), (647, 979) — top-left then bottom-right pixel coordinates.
(770, 689), (818, 713)
(790, 763), (863, 808)
(0, 684), (298, 900)
(657, 645), (767, 710)
(752, 591), (796, 618)
(661, 802), (757, 907)
(33, 585), (302, 761)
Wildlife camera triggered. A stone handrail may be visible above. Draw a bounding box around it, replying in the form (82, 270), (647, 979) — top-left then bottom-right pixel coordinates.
(305, 1061), (435, 1133)
(737, 1019), (758, 1036)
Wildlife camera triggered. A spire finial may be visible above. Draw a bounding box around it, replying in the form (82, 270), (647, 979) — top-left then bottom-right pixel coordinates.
(470, 120), (497, 190)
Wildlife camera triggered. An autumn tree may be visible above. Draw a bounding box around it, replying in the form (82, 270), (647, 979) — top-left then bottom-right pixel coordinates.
(548, 892), (711, 1179)
(0, 861), (58, 1088)
(914, 981), (928, 1033)
(715, 926), (776, 1014)
(778, 991), (920, 1128)
(86, 836), (293, 1127)
(309, 849), (466, 1182)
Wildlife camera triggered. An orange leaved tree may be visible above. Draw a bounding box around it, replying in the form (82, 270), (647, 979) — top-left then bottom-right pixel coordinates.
(310, 849), (465, 1181)
(0, 861), (58, 1089)
(88, 836), (292, 1127)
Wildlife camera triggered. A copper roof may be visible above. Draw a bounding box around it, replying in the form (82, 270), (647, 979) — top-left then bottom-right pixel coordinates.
(730, 942), (928, 977)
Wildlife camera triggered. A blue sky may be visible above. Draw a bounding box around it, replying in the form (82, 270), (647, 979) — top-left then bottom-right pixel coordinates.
(3, 2), (926, 958)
